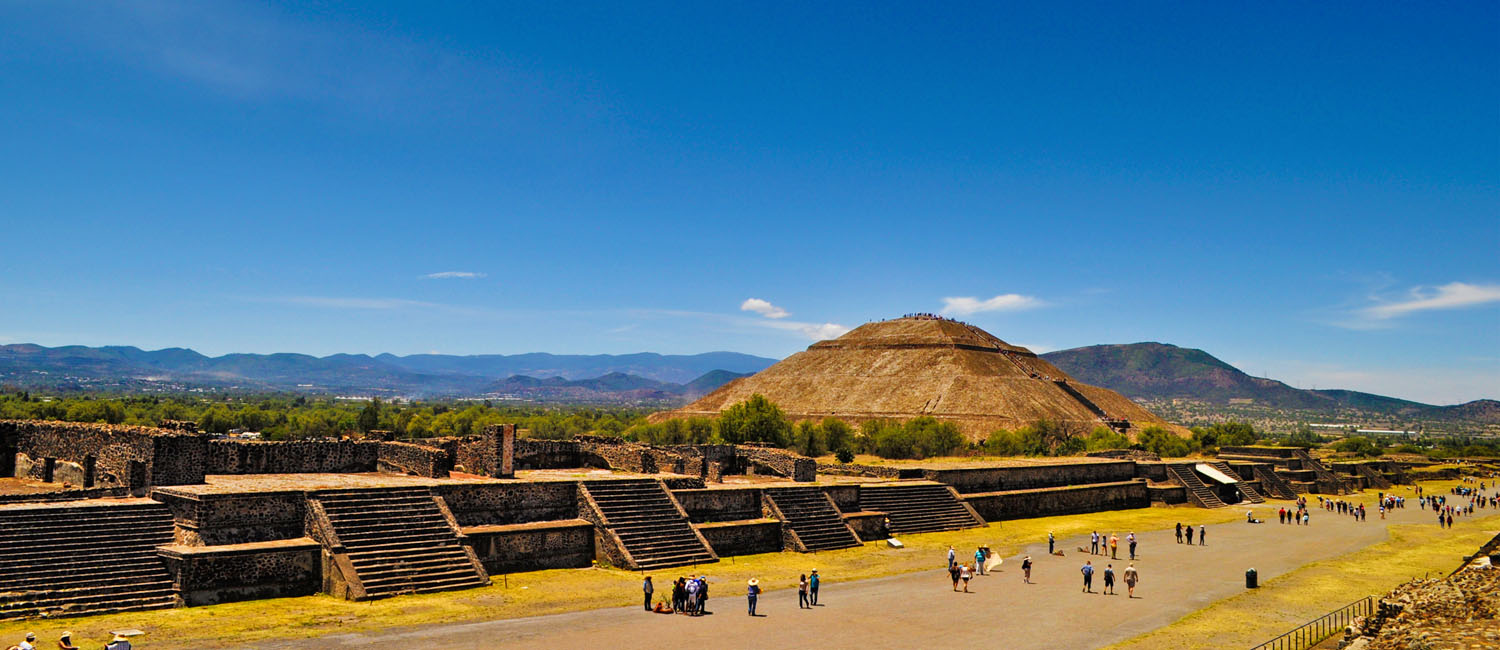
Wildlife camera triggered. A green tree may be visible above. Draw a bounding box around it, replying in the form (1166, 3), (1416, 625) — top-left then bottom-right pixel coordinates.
(795, 420), (825, 457)
(357, 398), (382, 433)
(717, 394), (792, 447)
(821, 418), (853, 456)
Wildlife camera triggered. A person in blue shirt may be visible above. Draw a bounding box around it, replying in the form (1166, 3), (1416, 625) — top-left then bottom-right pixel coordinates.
(808, 569), (820, 605)
(746, 578), (761, 616)
(1080, 561), (1094, 593)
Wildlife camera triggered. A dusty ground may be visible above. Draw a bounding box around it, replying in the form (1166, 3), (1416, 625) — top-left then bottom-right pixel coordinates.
(253, 495), (1469, 650)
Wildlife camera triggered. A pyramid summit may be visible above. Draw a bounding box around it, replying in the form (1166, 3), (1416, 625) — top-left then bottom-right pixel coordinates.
(660, 315), (1181, 438)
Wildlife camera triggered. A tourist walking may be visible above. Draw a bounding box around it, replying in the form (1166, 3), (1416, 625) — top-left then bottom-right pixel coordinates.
(975, 547), (988, 575)
(947, 546), (956, 568)
(1123, 563), (1139, 598)
(1048, 531), (1055, 554)
(1081, 561), (1094, 592)
(1199, 525), (1206, 546)
(1103, 564), (1116, 595)
(1128, 532), (1137, 560)
(642, 576), (654, 611)
(1109, 533), (1119, 559)
(1185, 525), (1195, 545)
(699, 575), (710, 614)
(1175, 522), (1183, 543)
(1022, 555), (1033, 584)
(746, 578), (760, 616)
(1091, 531), (1100, 555)
(798, 574), (810, 608)
(949, 562), (962, 591)
(960, 563), (973, 592)
(809, 569), (820, 605)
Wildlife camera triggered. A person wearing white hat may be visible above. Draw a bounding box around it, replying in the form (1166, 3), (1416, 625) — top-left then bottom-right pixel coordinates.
(808, 569), (820, 605)
(746, 578), (761, 616)
(17, 633), (35, 650)
(57, 633), (78, 650)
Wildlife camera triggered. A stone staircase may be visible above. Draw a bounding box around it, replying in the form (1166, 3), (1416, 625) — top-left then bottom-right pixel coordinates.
(1208, 461), (1266, 503)
(0, 499), (177, 620)
(1253, 465), (1300, 500)
(581, 479), (717, 570)
(1165, 464), (1227, 509)
(312, 488), (488, 600)
(763, 486), (862, 552)
(1293, 450), (1349, 495)
(857, 483), (984, 534)
(1355, 464), (1394, 490)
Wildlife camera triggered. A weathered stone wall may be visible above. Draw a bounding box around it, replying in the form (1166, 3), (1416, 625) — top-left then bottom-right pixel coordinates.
(154, 489), (308, 545)
(843, 512), (888, 541)
(464, 520), (594, 573)
(0, 422), (15, 477)
(0, 486), (130, 504)
(207, 439), (378, 474)
(823, 485), (861, 513)
(159, 541), (321, 606)
(1134, 462), (1169, 482)
(814, 462), (917, 479)
(672, 488), (762, 523)
(739, 446), (816, 481)
(433, 482), (579, 527)
(3, 419), (207, 488)
(377, 441), (451, 478)
(512, 439), (610, 470)
(963, 480), (1150, 521)
(925, 461), (1138, 494)
(694, 520), (782, 557)
(1148, 484), (1188, 504)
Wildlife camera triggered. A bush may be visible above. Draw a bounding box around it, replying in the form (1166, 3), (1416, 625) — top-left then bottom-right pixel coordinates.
(1137, 426), (1198, 457)
(717, 394), (792, 447)
(834, 447), (855, 463)
(1085, 426), (1131, 451)
(858, 416), (967, 460)
(1333, 436), (1382, 457)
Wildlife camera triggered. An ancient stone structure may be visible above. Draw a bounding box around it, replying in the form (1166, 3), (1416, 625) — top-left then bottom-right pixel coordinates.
(1218, 446), (1360, 495)
(658, 315), (1184, 438)
(2, 418), (1327, 621)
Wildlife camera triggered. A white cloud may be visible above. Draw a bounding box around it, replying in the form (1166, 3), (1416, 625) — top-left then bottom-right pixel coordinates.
(940, 294), (1043, 316)
(740, 298), (790, 319)
(759, 320), (850, 341)
(423, 271), (487, 280)
(1361, 282), (1500, 321)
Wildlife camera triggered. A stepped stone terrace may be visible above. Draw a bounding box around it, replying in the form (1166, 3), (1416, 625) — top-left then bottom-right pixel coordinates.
(0, 419), (1406, 620)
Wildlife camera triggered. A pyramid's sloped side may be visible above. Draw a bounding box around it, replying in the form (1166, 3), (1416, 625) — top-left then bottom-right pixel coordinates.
(654, 317), (1188, 439)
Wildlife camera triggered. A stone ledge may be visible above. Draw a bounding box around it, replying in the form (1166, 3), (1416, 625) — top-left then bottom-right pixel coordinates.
(158, 538), (321, 558)
(962, 479), (1145, 498)
(463, 519), (592, 535)
(694, 517), (779, 529)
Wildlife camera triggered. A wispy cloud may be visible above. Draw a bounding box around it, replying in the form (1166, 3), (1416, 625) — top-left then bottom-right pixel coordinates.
(1360, 282), (1500, 321)
(279, 296), (441, 310)
(740, 298), (790, 319)
(422, 271), (487, 280)
(760, 320), (851, 341)
(940, 294), (1043, 316)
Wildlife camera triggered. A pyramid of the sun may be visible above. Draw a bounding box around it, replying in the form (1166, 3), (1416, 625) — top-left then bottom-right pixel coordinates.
(662, 315), (1180, 439)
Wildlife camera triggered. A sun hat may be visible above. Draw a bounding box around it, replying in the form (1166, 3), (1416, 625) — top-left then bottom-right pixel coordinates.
(748, 578), (759, 586)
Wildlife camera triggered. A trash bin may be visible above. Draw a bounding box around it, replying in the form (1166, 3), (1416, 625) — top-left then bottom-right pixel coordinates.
(1245, 568), (1258, 589)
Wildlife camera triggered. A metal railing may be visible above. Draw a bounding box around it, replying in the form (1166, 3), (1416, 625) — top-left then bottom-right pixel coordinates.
(1249, 596), (1374, 650)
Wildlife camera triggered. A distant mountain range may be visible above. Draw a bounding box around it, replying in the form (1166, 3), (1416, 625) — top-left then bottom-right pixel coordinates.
(0, 344), (771, 402)
(1, 341), (1492, 425)
(1042, 343), (1498, 424)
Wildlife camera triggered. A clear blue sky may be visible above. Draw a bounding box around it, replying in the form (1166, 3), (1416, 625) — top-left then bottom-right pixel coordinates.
(1, 2), (1496, 404)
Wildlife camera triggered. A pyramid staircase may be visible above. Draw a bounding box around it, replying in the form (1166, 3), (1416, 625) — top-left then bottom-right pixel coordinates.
(310, 488), (488, 601)
(1208, 461), (1265, 503)
(580, 479), (717, 570)
(1252, 465), (1300, 500)
(1355, 464), (1394, 490)
(763, 487), (862, 552)
(857, 483), (984, 534)
(1293, 450), (1349, 495)
(1165, 464), (1226, 509)
(0, 499), (177, 620)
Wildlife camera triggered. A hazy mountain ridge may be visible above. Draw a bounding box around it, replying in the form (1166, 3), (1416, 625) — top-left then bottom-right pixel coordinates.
(0, 344), (770, 401)
(1041, 342), (1494, 424)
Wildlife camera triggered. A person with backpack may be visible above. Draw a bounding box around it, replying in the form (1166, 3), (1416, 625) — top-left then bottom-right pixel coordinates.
(746, 578), (761, 616)
(1021, 555), (1033, 584)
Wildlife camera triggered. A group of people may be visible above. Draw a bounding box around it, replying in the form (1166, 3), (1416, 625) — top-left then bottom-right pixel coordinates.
(1173, 522), (1206, 545)
(644, 574), (711, 616)
(1275, 504), (1311, 525)
(645, 570), (821, 617)
(1086, 531), (1138, 560)
(1320, 496), (1368, 521)
(1079, 560), (1140, 598)
(945, 545), (991, 592)
(8, 632), (132, 650)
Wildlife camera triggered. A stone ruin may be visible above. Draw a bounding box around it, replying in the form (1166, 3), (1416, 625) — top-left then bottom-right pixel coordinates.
(1339, 533), (1500, 649)
(0, 418), (1416, 621)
